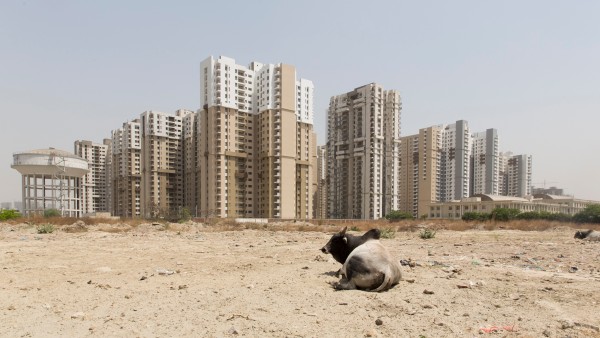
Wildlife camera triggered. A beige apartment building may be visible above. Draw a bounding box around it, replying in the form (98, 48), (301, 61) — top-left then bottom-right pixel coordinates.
(111, 120), (142, 217)
(139, 110), (192, 218)
(399, 126), (442, 218)
(197, 56), (317, 219)
(327, 83), (401, 219)
(181, 111), (198, 215)
(74, 139), (111, 214)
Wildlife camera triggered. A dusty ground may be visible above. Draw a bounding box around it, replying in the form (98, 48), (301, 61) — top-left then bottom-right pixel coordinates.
(1, 222), (600, 337)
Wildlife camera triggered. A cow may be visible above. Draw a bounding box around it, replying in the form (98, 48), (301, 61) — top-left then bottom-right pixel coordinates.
(574, 229), (600, 241)
(320, 227), (402, 292)
(320, 227), (381, 264)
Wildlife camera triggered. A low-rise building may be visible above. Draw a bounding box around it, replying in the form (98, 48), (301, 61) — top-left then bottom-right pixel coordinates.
(426, 194), (596, 219)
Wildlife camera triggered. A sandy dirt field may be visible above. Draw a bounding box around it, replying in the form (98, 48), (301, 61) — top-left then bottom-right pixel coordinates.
(1, 222), (600, 337)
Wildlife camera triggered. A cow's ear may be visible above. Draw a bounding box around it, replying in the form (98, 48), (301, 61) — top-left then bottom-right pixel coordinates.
(343, 235), (348, 244)
(340, 226), (347, 235)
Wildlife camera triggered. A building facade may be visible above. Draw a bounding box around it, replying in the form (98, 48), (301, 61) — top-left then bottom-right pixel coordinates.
(197, 55), (317, 219)
(327, 83), (401, 219)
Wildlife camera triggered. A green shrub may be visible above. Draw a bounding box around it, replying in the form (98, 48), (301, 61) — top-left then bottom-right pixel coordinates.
(0, 209), (21, 220)
(491, 208), (521, 222)
(379, 227), (396, 239)
(462, 211), (491, 221)
(178, 207), (192, 223)
(43, 209), (61, 218)
(384, 210), (414, 221)
(573, 204), (600, 224)
(36, 224), (55, 234)
(419, 228), (436, 239)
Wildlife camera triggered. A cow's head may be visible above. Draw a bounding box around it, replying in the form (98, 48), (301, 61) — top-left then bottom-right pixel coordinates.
(321, 227), (350, 264)
(574, 230), (592, 239)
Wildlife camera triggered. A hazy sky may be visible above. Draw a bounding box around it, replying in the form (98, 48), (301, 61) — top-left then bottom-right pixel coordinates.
(1, 1), (599, 203)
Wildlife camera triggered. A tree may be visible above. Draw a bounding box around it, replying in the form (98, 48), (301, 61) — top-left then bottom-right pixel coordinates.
(491, 208), (521, 222)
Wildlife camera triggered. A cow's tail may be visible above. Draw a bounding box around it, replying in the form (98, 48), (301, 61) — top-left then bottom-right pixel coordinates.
(372, 266), (395, 292)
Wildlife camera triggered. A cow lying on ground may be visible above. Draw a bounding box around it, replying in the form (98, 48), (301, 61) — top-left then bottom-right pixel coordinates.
(574, 230), (600, 241)
(320, 227), (402, 292)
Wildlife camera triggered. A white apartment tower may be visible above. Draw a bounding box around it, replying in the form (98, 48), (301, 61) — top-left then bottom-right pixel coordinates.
(74, 139), (111, 214)
(198, 55), (317, 219)
(440, 120), (471, 201)
(327, 83), (401, 219)
(315, 145), (328, 219)
(499, 152), (532, 197)
(471, 128), (499, 195)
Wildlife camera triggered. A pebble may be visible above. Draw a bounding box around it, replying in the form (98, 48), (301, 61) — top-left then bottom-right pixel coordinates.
(228, 326), (239, 335)
(423, 289), (434, 295)
(71, 312), (86, 319)
(375, 318), (383, 326)
(365, 328), (377, 337)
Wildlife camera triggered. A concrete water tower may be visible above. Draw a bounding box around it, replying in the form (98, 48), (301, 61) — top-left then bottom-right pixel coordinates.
(11, 148), (89, 217)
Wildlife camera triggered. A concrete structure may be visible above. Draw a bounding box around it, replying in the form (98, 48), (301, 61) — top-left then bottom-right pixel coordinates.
(11, 148), (89, 217)
(197, 55), (317, 219)
(471, 128), (499, 196)
(111, 120), (142, 217)
(327, 83), (401, 219)
(74, 139), (111, 214)
(315, 145), (328, 219)
(427, 194), (595, 219)
(399, 126), (442, 218)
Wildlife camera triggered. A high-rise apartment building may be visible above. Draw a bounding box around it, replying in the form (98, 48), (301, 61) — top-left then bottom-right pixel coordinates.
(440, 120), (471, 201)
(500, 153), (532, 197)
(197, 55), (316, 219)
(327, 83), (401, 219)
(139, 110), (191, 218)
(315, 145), (328, 219)
(74, 139), (111, 214)
(471, 128), (499, 196)
(111, 120), (142, 217)
(181, 110), (198, 215)
(399, 126), (442, 218)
